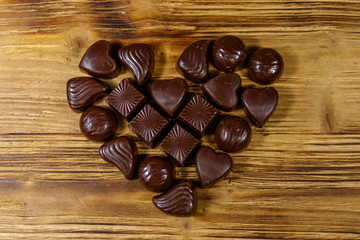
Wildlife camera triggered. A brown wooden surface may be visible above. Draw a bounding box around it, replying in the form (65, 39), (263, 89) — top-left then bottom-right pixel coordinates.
(1, 0), (360, 239)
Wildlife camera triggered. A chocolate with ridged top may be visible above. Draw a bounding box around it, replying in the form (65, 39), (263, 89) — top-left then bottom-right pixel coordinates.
(79, 40), (120, 79)
(152, 180), (197, 216)
(79, 106), (117, 141)
(212, 35), (246, 72)
(99, 136), (138, 180)
(138, 156), (174, 192)
(118, 43), (155, 86)
(177, 40), (211, 83)
(67, 77), (108, 111)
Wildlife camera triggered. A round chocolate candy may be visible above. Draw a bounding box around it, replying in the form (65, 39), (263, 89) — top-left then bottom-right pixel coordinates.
(79, 106), (117, 141)
(212, 35), (246, 72)
(138, 156), (175, 192)
(214, 116), (252, 153)
(247, 48), (284, 85)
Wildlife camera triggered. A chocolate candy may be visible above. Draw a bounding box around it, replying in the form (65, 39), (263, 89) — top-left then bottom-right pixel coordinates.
(138, 156), (175, 192)
(79, 106), (117, 141)
(150, 78), (188, 117)
(67, 77), (108, 111)
(118, 43), (154, 86)
(79, 40), (120, 79)
(201, 73), (241, 111)
(99, 136), (138, 180)
(212, 35), (246, 72)
(241, 87), (278, 128)
(247, 48), (284, 85)
(177, 94), (220, 136)
(128, 104), (169, 147)
(214, 116), (252, 153)
(152, 180), (197, 216)
(177, 40), (211, 83)
(107, 79), (147, 119)
(195, 146), (233, 188)
(159, 123), (200, 166)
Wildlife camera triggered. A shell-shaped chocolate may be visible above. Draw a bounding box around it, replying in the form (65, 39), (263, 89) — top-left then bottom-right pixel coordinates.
(117, 44), (155, 86)
(177, 40), (211, 83)
(67, 77), (108, 111)
(99, 136), (138, 180)
(152, 180), (197, 216)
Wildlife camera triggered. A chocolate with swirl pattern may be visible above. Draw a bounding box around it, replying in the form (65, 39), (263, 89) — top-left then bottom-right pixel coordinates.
(117, 43), (155, 86)
(67, 77), (108, 112)
(99, 136), (138, 180)
(152, 180), (197, 216)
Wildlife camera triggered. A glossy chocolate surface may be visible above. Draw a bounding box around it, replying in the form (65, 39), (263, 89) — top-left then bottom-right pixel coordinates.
(247, 48), (284, 85)
(150, 78), (188, 117)
(159, 123), (200, 166)
(177, 40), (211, 83)
(177, 94), (220, 136)
(212, 35), (246, 72)
(107, 79), (147, 119)
(67, 77), (108, 111)
(99, 136), (138, 180)
(201, 73), (241, 111)
(195, 146), (233, 188)
(128, 104), (169, 147)
(79, 106), (117, 141)
(214, 116), (252, 153)
(241, 87), (278, 128)
(118, 43), (154, 86)
(79, 40), (120, 79)
(138, 156), (175, 192)
(152, 180), (197, 216)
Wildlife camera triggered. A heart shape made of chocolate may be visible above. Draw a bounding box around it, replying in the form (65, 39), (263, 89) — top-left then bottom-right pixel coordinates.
(195, 146), (233, 188)
(241, 87), (278, 128)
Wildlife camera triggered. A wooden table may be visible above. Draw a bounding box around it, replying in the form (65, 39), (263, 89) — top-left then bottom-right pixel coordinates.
(1, 0), (360, 239)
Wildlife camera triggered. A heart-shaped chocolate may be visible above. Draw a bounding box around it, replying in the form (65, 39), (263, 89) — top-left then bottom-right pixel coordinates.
(241, 87), (278, 128)
(99, 136), (138, 180)
(152, 180), (197, 216)
(195, 146), (232, 188)
(150, 78), (188, 117)
(118, 43), (155, 86)
(79, 40), (120, 79)
(67, 77), (108, 111)
(177, 40), (211, 83)
(201, 73), (241, 111)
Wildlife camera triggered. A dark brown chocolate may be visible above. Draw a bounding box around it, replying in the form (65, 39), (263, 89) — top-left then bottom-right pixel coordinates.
(128, 104), (169, 147)
(138, 156), (175, 192)
(201, 73), (241, 111)
(247, 48), (284, 85)
(159, 123), (200, 166)
(107, 79), (147, 119)
(67, 77), (108, 111)
(152, 180), (197, 216)
(79, 106), (117, 141)
(241, 87), (278, 128)
(212, 35), (246, 72)
(195, 146), (232, 188)
(79, 40), (120, 79)
(214, 116), (252, 153)
(177, 94), (220, 136)
(177, 40), (211, 83)
(150, 78), (188, 117)
(99, 136), (138, 180)
(118, 43), (154, 86)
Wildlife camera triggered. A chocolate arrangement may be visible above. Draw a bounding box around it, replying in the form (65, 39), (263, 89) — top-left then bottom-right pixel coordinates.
(66, 36), (283, 216)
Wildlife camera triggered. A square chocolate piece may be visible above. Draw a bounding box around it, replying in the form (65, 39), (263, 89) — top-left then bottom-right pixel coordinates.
(107, 79), (147, 119)
(129, 104), (169, 147)
(159, 123), (200, 166)
(177, 94), (220, 136)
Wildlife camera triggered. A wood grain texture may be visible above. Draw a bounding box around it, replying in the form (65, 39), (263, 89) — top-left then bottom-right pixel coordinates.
(1, 0), (360, 239)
